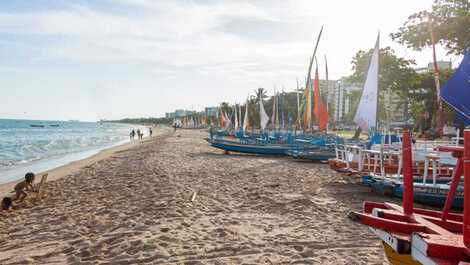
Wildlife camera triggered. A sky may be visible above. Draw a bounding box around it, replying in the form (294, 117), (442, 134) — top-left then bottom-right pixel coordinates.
(0, 0), (463, 121)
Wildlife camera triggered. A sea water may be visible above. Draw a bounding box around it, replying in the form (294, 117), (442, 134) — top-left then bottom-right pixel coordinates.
(0, 119), (142, 184)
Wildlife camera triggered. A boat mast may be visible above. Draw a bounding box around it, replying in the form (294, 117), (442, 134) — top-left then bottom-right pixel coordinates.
(305, 26), (324, 132)
(375, 32), (380, 132)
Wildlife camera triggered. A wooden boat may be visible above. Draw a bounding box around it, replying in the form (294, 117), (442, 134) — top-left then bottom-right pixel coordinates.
(362, 175), (463, 209)
(206, 138), (293, 156)
(30, 124), (45, 128)
(349, 128), (470, 264)
(287, 147), (336, 162)
(329, 145), (454, 177)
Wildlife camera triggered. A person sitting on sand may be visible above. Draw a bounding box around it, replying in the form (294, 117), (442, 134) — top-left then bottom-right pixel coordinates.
(1, 197), (12, 211)
(12, 172), (37, 202)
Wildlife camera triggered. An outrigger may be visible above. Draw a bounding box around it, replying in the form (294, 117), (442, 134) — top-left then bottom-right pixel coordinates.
(349, 129), (470, 264)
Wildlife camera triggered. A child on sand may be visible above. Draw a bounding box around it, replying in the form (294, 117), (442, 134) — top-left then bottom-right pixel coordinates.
(1, 197), (12, 211)
(13, 172), (37, 202)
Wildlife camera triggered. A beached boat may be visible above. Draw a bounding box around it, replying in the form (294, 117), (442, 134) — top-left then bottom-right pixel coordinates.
(287, 146), (336, 162)
(362, 174), (462, 208)
(349, 129), (470, 264)
(206, 138), (294, 156)
(350, 48), (470, 261)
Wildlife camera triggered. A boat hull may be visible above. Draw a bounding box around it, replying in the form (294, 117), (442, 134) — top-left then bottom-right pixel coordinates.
(382, 241), (420, 265)
(288, 149), (336, 161)
(208, 139), (292, 156)
(363, 175), (463, 209)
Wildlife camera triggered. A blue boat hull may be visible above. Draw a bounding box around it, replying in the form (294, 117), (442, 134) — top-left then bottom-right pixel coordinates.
(363, 175), (463, 209)
(287, 149), (336, 161)
(208, 139), (292, 155)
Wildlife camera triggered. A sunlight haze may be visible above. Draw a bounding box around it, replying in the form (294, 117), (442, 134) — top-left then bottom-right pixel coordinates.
(0, 0), (457, 121)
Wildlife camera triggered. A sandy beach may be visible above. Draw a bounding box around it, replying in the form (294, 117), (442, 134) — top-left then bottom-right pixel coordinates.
(0, 129), (389, 264)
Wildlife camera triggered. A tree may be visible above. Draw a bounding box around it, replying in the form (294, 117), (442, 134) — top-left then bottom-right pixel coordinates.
(343, 89), (362, 123)
(408, 69), (455, 133)
(391, 0), (470, 55)
(346, 47), (417, 123)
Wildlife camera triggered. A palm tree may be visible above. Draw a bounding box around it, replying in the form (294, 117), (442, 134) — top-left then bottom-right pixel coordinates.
(254, 87), (268, 102)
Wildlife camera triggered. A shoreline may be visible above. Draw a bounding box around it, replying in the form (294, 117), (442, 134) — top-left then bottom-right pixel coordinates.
(0, 127), (170, 196)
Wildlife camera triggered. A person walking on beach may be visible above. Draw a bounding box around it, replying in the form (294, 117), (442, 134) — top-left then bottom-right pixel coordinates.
(137, 129), (141, 140)
(149, 127), (153, 137)
(130, 129), (135, 140)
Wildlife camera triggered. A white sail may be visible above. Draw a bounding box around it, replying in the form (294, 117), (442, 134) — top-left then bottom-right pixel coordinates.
(354, 34), (379, 132)
(234, 104), (239, 129)
(271, 92), (277, 129)
(243, 99), (250, 131)
(260, 98), (270, 130)
(238, 104), (242, 129)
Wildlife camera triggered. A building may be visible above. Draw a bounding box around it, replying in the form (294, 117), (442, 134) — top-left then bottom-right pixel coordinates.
(334, 80), (362, 123)
(415, 61), (452, 74)
(205, 107), (218, 117)
(165, 109), (194, 119)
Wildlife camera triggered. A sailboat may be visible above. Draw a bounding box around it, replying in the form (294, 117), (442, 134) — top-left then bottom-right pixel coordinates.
(207, 97), (298, 155)
(206, 27), (337, 156)
(287, 61), (337, 162)
(348, 48), (470, 265)
(327, 34), (425, 173)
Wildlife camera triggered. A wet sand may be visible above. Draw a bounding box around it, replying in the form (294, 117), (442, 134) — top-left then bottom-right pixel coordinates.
(0, 129), (388, 264)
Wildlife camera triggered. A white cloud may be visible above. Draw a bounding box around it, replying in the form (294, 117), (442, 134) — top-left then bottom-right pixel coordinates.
(0, 0), (453, 120)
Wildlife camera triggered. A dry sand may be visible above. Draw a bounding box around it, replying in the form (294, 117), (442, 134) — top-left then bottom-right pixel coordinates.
(0, 129), (389, 264)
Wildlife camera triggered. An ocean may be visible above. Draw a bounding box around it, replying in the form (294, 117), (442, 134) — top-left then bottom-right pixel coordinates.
(0, 119), (143, 184)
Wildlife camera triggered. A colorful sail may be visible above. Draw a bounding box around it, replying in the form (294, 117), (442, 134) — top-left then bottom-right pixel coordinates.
(354, 34), (379, 132)
(219, 108), (225, 128)
(440, 49), (470, 125)
(243, 99), (250, 131)
(313, 66), (329, 131)
(324, 55), (329, 113)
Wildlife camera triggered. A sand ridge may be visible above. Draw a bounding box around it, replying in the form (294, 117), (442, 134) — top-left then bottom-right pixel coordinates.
(0, 129), (388, 264)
